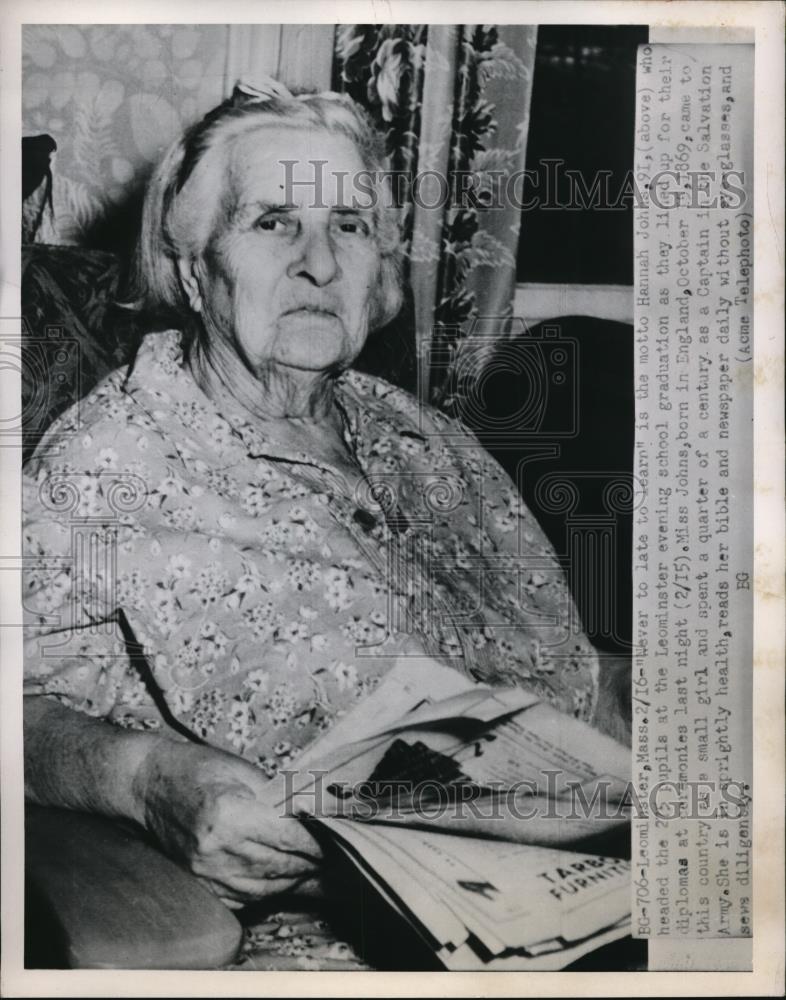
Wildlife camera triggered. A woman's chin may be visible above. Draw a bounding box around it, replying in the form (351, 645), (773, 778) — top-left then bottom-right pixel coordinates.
(273, 349), (348, 373)
(273, 336), (357, 373)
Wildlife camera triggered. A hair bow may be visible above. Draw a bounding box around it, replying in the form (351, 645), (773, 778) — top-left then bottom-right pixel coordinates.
(231, 77), (294, 106)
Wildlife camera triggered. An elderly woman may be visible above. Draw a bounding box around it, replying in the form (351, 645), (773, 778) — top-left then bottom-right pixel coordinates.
(23, 82), (628, 920)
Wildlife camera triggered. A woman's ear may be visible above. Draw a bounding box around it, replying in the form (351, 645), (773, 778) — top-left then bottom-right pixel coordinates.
(176, 258), (203, 313)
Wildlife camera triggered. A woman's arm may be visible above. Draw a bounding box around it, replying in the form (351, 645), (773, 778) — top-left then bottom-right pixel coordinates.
(24, 696), (157, 823)
(24, 696), (322, 906)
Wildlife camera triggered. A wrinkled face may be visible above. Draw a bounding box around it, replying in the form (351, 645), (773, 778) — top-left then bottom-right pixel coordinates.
(191, 125), (380, 374)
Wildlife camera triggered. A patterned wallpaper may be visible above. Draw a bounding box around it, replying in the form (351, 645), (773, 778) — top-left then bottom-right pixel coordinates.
(22, 25), (230, 246)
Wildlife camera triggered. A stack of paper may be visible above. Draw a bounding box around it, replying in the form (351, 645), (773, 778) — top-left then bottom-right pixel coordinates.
(311, 816), (631, 970)
(275, 656), (633, 970)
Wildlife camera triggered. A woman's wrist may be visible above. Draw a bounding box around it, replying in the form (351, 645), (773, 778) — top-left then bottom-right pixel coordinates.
(127, 731), (179, 828)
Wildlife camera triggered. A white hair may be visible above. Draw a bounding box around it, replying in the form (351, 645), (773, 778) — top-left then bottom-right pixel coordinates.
(133, 88), (404, 337)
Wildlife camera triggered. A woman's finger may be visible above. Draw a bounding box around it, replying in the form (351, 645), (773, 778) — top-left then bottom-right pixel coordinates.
(212, 871), (312, 901)
(242, 827), (323, 861)
(192, 845), (318, 886)
(197, 864), (311, 903)
(220, 799), (324, 857)
(225, 839), (322, 875)
(218, 895), (246, 911)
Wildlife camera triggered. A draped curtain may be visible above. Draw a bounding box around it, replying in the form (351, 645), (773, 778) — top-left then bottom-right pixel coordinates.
(334, 24), (537, 409)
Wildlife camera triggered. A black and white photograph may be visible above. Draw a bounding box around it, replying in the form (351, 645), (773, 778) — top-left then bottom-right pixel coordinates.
(1, 1), (783, 994)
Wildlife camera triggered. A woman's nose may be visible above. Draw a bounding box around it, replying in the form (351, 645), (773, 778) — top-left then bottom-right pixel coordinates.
(287, 224), (339, 286)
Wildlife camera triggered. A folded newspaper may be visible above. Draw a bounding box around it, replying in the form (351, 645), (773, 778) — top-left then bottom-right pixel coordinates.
(277, 658), (632, 970)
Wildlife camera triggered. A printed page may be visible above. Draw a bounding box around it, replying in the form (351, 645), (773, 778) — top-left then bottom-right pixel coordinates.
(454, 702), (630, 791)
(315, 817), (631, 952)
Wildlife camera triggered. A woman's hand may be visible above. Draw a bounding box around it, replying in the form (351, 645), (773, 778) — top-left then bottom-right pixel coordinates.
(136, 739), (322, 908)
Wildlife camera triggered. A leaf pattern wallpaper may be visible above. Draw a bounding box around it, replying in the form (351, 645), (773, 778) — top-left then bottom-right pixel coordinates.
(23, 25), (229, 247)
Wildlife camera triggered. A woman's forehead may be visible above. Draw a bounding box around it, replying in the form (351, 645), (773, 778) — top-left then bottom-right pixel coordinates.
(226, 124), (367, 209)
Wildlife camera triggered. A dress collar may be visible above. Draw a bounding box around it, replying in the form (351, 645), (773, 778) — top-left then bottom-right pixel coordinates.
(122, 329), (425, 470)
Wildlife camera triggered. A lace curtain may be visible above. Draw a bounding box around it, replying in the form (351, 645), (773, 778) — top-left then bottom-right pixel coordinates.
(334, 24), (538, 407)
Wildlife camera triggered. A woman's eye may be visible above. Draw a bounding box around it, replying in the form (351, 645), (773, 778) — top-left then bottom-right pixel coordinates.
(335, 216), (371, 237)
(255, 216), (288, 232)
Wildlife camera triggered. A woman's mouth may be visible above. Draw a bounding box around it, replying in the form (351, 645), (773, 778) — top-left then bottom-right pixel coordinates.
(283, 305), (338, 318)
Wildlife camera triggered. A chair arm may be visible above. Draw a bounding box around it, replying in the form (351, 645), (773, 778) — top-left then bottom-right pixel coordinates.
(25, 805), (243, 969)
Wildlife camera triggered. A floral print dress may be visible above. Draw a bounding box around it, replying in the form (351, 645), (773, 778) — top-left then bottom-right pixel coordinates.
(23, 329), (600, 968)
